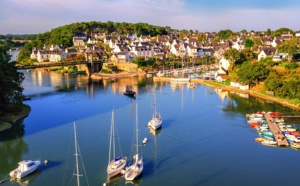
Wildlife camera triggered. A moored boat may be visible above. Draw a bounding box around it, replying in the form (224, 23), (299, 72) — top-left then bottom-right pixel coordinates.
(290, 142), (300, 149)
(107, 108), (127, 179)
(261, 139), (277, 146)
(10, 160), (41, 179)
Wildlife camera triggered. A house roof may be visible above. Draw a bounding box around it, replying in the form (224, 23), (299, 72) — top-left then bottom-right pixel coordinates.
(218, 74), (228, 79)
(261, 47), (276, 56)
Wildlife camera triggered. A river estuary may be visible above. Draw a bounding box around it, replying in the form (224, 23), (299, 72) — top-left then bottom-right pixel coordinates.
(1, 69), (300, 186)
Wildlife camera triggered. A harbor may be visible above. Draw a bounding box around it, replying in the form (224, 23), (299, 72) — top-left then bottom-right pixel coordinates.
(1, 69), (300, 186)
(247, 112), (300, 148)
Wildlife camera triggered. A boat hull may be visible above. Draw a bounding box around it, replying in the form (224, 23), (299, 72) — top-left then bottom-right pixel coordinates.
(124, 158), (143, 181)
(148, 117), (162, 130)
(107, 158), (127, 178)
(10, 161), (41, 179)
(170, 77), (190, 83)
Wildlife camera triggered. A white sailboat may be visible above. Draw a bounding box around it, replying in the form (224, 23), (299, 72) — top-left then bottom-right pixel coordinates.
(125, 101), (143, 181)
(148, 89), (162, 130)
(170, 52), (190, 83)
(106, 108), (127, 178)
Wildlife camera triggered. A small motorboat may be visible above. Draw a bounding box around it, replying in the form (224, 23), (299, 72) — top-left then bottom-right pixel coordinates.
(124, 86), (136, 98)
(10, 160), (41, 179)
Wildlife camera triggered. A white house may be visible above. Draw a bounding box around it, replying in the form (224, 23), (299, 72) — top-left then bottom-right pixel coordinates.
(49, 50), (68, 62)
(73, 37), (84, 46)
(115, 51), (130, 62)
(130, 44), (154, 60)
(186, 44), (198, 58)
(219, 56), (230, 71)
(258, 47), (276, 61)
(216, 74), (228, 82)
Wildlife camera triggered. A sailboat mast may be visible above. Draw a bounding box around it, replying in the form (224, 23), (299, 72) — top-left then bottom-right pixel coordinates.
(153, 90), (157, 114)
(112, 109), (116, 159)
(135, 101), (139, 155)
(108, 109), (113, 163)
(74, 122), (80, 186)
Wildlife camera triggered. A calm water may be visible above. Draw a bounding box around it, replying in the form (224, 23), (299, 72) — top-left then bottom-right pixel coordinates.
(1, 69), (300, 186)
(8, 49), (20, 62)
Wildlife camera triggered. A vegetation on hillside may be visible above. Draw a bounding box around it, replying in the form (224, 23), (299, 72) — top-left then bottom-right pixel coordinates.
(17, 21), (170, 63)
(0, 45), (25, 110)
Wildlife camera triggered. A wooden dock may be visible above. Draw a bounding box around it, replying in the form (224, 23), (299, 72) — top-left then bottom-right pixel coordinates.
(264, 113), (289, 147)
(272, 115), (300, 118)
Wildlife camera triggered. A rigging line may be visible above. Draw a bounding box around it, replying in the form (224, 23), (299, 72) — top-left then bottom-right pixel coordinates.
(62, 124), (74, 186)
(115, 119), (124, 157)
(78, 145), (90, 186)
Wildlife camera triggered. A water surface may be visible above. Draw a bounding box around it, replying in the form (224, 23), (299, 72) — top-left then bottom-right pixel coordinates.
(1, 69), (300, 186)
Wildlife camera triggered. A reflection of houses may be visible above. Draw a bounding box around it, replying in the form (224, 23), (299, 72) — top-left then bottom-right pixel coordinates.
(215, 88), (228, 101)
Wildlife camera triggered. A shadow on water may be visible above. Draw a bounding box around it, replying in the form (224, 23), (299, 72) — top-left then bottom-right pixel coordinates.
(192, 168), (229, 186)
(159, 119), (174, 129)
(0, 121), (25, 141)
(143, 156), (172, 177)
(39, 160), (61, 172)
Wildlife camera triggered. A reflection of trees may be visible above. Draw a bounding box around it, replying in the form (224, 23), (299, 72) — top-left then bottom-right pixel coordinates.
(0, 122), (28, 175)
(223, 92), (299, 116)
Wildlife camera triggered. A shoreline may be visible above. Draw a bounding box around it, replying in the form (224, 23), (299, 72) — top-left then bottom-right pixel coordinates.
(154, 76), (300, 111)
(91, 72), (139, 79)
(0, 104), (31, 132)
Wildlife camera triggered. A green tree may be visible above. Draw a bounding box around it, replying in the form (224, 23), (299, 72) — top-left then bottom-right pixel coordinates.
(0, 45), (24, 107)
(277, 78), (300, 99)
(218, 29), (233, 39)
(223, 48), (240, 70)
(132, 57), (146, 67)
(277, 38), (300, 60)
(264, 71), (283, 92)
(244, 38), (254, 48)
(236, 62), (270, 86)
(271, 27), (293, 37)
(240, 48), (256, 61)
(266, 28), (271, 36)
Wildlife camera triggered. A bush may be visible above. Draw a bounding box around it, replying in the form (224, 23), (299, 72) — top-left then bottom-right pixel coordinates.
(100, 69), (112, 74)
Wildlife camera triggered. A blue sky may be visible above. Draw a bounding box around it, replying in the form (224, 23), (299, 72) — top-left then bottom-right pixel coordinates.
(1, 0), (300, 34)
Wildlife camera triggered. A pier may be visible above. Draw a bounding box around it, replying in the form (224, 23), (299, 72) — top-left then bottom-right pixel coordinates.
(272, 115), (300, 118)
(264, 113), (289, 147)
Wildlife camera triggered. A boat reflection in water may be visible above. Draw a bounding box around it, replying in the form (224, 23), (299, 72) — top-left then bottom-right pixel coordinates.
(10, 170), (41, 186)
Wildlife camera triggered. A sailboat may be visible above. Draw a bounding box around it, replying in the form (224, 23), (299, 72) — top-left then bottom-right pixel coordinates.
(148, 89), (162, 130)
(125, 101), (143, 181)
(170, 54), (190, 83)
(106, 108), (127, 178)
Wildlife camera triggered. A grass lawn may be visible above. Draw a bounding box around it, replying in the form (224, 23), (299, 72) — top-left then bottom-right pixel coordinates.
(0, 104), (31, 123)
(0, 122), (12, 132)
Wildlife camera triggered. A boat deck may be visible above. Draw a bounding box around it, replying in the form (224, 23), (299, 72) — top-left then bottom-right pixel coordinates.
(264, 113), (289, 147)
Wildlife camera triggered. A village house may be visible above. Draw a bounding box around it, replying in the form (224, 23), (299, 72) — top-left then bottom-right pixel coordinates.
(73, 37), (85, 46)
(281, 31), (293, 41)
(186, 44), (198, 58)
(87, 37), (98, 45)
(218, 56), (230, 71)
(271, 36), (283, 48)
(216, 74), (228, 82)
(257, 47), (277, 61)
(130, 42), (154, 60)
